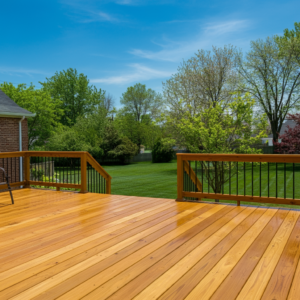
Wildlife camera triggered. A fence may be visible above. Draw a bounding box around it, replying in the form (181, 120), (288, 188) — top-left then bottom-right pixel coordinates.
(0, 151), (111, 194)
(177, 153), (300, 206)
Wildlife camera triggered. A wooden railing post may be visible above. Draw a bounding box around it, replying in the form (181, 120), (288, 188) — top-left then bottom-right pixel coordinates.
(80, 152), (87, 193)
(24, 152), (31, 188)
(177, 154), (184, 201)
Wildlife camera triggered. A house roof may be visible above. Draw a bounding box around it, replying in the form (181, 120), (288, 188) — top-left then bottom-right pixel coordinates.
(268, 119), (297, 138)
(0, 89), (35, 118)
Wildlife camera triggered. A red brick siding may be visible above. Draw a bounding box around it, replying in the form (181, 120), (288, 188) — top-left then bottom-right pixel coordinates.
(0, 117), (28, 152)
(0, 117), (28, 188)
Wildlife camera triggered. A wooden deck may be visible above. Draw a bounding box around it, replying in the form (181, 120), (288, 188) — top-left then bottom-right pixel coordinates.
(1, 190), (300, 299)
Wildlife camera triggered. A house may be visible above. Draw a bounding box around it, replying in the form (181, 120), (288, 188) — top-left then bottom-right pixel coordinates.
(0, 89), (35, 187)
(0, 89), (35, 152)
(261, 119), (297, 146)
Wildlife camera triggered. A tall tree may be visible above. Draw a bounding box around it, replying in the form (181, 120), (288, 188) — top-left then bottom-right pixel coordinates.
(163, 45), (241, 119)
(40, 68), (105, 126)
(0, 82), (63, 148)
(238, 36), (300, 141)
(120, 83), (164, 122)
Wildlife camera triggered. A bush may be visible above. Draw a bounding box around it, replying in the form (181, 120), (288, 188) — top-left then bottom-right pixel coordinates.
(108, 137), (139, 163)
(152, 138), (175, 163)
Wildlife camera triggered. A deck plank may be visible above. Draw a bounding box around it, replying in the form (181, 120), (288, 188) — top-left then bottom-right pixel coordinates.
(184, 208), (278, 300)
(237, 210), (299, 300)
(262, 215), (300, 300)
(0, 189), (300, 300)
(210, 209), (289, 300)
(159, 207), (267, 300)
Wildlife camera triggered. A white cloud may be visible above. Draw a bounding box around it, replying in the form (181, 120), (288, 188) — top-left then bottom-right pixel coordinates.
(0, 67), (48, 77)
(61, 1), (120, 23)
(130, 19), (251, 62)
(91, 63), (173, 85)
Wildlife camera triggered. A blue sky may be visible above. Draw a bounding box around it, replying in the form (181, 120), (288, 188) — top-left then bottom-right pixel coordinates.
(1, 0), (299, 108)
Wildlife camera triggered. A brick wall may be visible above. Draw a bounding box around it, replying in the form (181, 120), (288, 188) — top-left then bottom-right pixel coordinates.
(0, 117), (28, 152)
(0, 117), (29, 189)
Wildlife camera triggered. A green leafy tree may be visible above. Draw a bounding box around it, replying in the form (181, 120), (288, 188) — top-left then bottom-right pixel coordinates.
(276, 22), (300, 66)
(0, 82), (63, 148)
(172, 93), (267, 198)
(40, 68), (105, 126)
(47, 108), (107, 158)
(152, 138), (175, 163)
(120, 83), (164, 122)
(238, 36), (300, 142)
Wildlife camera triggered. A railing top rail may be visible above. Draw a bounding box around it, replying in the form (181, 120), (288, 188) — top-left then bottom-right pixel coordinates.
(177, 153), (300, 163)
(0, 151), (88, 158)
(0, 152), (24, 158)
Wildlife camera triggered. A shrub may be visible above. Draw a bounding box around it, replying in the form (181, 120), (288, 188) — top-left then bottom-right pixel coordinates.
(152, 138), (175, 163)
(108, 137), (138, 163)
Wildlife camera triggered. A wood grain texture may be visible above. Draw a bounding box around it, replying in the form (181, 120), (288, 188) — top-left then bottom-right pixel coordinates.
(1, 189), (300, 300)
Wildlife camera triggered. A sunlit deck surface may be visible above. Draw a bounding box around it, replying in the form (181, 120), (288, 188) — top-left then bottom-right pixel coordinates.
(1, 189), (300, 300)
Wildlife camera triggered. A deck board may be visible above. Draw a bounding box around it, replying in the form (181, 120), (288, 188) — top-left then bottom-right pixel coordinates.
(0, 189), (300, 299)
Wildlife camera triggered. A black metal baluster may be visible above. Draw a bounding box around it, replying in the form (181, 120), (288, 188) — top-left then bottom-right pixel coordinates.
(260, 162), (261, 197)
(87, 164), (89, 191)
(222, 161), (224, 194)
(276, 163), (278, 198)
(215, 162), (217, 194)
(244, 162), (246, 196)
(229, 161), (231, 195)
(99, 172), (101, 193)
(93, 169), (95, 193)
(62, 158), (64, 184)
(44, 157), (47, 182)
(52, 157), (54, 183)
(201, 161), (203, 192)
(293, 163), (295, 199)
(208, 161), (210, 194)
(15, 157), (17, 182)
(268, 162), (270, 197)
(67, 158), (69, 184)
(10, 157), (12, 182)
(195, 161), (198, 192)
(236, 161), (238, 195)
(252, 162), (254, 197)
(284, 163), (286, 199)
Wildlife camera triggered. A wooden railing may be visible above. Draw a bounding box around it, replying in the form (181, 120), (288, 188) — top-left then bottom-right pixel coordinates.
(177, 153), (300, 206)
(0, 151), (111, 194)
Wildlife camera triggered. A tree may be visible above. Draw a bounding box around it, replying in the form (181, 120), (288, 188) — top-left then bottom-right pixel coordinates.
(120, 83), (164, 122)
(152, 138), (175, 163)
(47, 107), (108, 158)
(172, 93), (267, 197)
(274, 114), (300, 154)
(40, 68), (105, 126)
(0, 82), (63, 148)
(238, 36), (300, 142)
(163, 45), (240, 119)
(276, 22), (300, 67)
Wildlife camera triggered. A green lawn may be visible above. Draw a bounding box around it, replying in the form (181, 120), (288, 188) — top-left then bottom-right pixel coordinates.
(103, 160), (300, 209)
(51, 160), (300, 209)
(103, 161), (178, 199)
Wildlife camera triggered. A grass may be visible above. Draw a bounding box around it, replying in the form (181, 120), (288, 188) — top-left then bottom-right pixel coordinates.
(103, 160), (300, 209)
(103, 160), (177, 199)
(49, 160), (300, 209)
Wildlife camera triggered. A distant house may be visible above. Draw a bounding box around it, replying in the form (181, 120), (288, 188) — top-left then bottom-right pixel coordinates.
(0, 89), (35, 153)
(262, 119), (297, 146)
